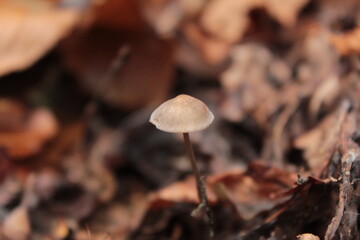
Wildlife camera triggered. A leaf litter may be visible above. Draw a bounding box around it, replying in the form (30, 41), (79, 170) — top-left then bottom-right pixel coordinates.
(0, 0), (360, 239)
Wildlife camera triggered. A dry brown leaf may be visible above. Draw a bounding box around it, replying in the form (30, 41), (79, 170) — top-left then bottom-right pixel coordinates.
(141, 0), (184, 37)
(60, 0), (174, 110)
(209, 163), (297, 219)
(0, 98), (26, 131)
(149, 163), (297, 219)
(301, 28), (337, 82)
(0, 106), (58, 159)
(263, 0), (310, 27)
(84, 196), (148, 240)
(179, 0), (206, 16)
(0, 0), (80, 76)
(141, 0), (231, 68)
(200, 0), (309, 43)
(294, 103), (349, 176)
(61, 29), (173, 110)
(242, 177), (333, 239)
(40, 120), (84, 165)
(182, 23), (231, 65)
(220, 28), (338, 132)
(200, 0), (255, 43)
(331, 27), (360, 55)
(93, 0), (144, 30)
(220, 43), (286, 124)
(149, 176), (218, 208)
(141, 0), (206, 36)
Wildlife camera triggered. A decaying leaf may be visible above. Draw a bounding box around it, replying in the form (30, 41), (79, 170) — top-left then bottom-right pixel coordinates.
(0, 0), (359, 239)
(182, 23), (231, 65)
(149, 163), (297, 219)
(331, 27), (360, 55)
(0, 101), (58, 159)
(149, 176), (217, 208)
(84, 196), (148, 240)
(200, 0), (254, 43)
(93, 0), (144, 31)
(294, 103), (349, 176)
(200, 0), (309, 43)
(220, 43), (289, 124)
(0, 98), (25, 131)
(60, 29), (174, 110)
(241, 178), (334, 239)
(210, 163), (297, 219)
(60, 0), (174, 110)
(0, 0), (80, 76)
(142, 0), (309, 70)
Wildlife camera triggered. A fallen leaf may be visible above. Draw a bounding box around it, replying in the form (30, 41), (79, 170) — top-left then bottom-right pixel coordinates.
(200, 0), (254, 43)
(200, 0), (309, 43)
(182, 23), (231, 65)
(209, 163), (297, 219)
(60, 27), (173, 110)
(241, 178), (334, 239)
(0, 0), (80, 76)
(149, 163), (297, 219)
(0, 104), (58, 159)
(263, 0), (310, 27)
(219, 43), (284, 124)
(85, 196), (148, 240)
(0, 98), (26, 131)
(149, 176), (217, 209)
(294, 103), (349, 176)
(331, 27), (360, 55)
(93, 0), (144, 31)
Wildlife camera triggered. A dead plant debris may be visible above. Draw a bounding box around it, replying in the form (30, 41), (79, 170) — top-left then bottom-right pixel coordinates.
(0, 0), (360, 239)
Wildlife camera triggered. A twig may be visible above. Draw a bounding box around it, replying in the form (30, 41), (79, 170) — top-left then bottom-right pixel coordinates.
(183, 133), (214, 238)
(191, 176), (214, 238)
(325, 152), (355, 240)
(271, 99), (299, 166)
(85, 45), (131, 119)
(325, 105), (359, 239)
(98, 46), (131, 86)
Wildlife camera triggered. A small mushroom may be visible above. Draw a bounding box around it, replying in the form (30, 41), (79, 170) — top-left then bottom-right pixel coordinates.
(150, 94), (214, 237)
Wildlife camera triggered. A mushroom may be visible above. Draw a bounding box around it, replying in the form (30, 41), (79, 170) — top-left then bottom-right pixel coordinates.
(150, 94), (214, 237)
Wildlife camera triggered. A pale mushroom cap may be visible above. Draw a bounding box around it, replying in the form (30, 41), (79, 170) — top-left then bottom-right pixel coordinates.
(150, 94), (214, 133)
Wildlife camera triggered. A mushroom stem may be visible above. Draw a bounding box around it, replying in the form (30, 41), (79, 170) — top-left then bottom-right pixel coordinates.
(183, 132), (214, 238)
(183, 132), (202, 196)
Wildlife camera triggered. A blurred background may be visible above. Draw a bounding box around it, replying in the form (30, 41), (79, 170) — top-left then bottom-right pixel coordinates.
(0, 0), (360, 239)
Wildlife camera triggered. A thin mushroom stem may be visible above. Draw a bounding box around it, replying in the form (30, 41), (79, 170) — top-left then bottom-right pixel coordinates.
(183, 132), (214, 238)
(183, 132), (202, 196)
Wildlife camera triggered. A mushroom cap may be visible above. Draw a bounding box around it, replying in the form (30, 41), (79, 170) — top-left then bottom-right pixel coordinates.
(150, 94), (214, 133)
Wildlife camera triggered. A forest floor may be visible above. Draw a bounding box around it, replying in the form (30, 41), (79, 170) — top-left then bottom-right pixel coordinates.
(0, 0), (360, 239)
